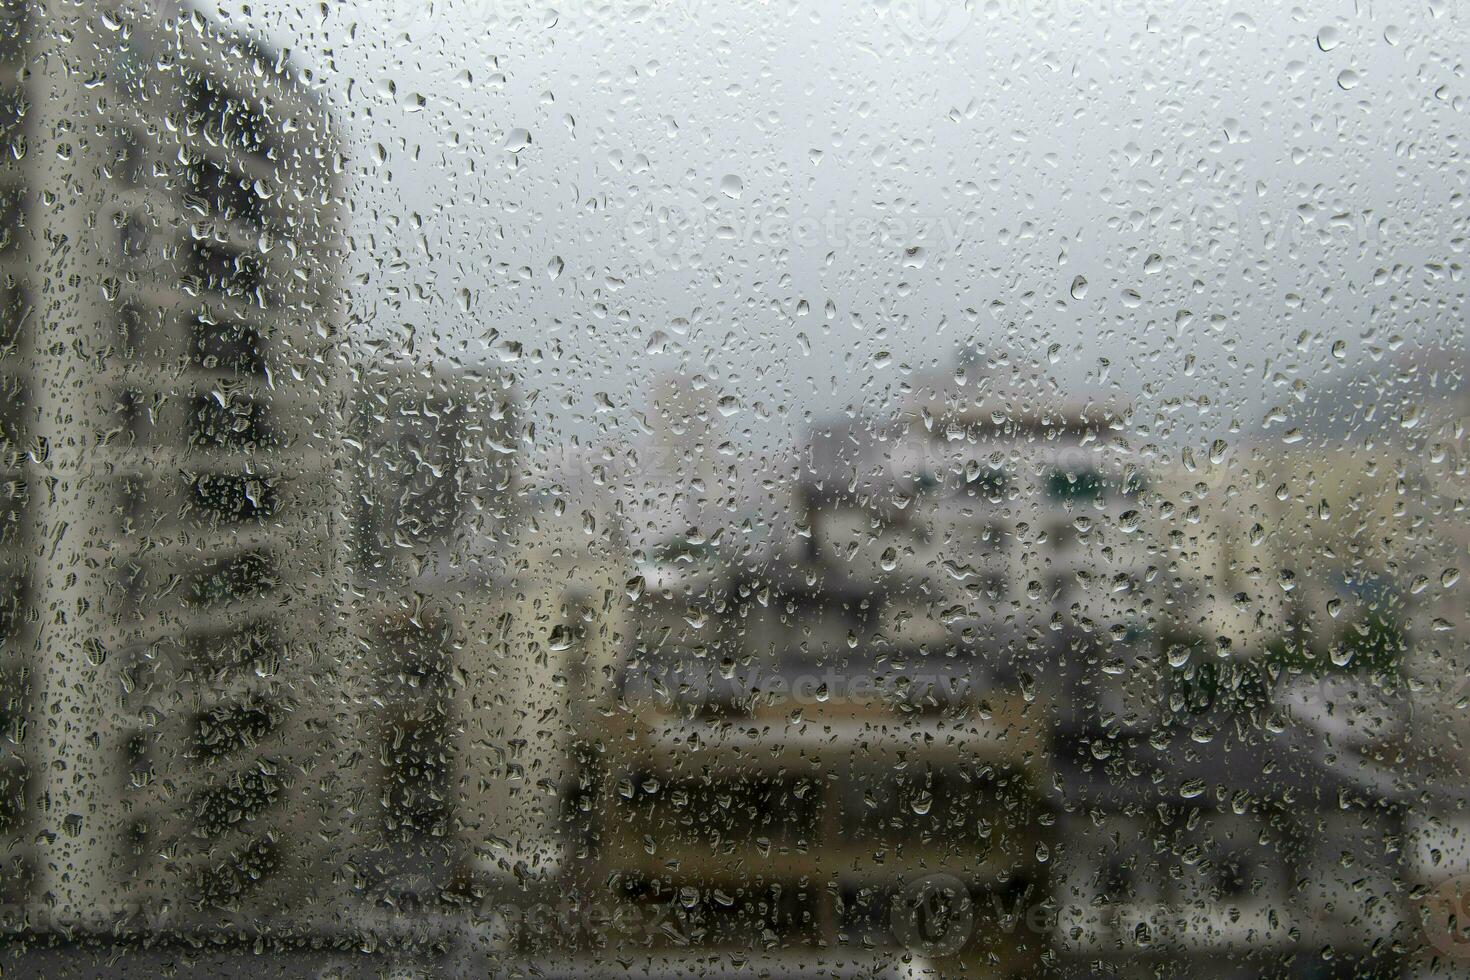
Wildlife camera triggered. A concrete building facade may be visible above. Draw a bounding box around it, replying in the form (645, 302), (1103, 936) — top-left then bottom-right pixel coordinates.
(1, 0), (348, 933)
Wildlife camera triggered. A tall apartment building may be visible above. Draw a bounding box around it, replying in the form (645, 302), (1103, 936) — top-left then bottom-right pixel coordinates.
(0, 0), (348, 933)
(0, 0), (35, 923)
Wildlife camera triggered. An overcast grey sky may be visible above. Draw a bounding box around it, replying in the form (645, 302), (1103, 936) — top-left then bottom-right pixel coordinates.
(210, 0), (1467, 500)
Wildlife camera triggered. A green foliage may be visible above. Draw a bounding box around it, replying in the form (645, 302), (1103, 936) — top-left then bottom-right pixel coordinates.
(1264, 609), (1406, 680)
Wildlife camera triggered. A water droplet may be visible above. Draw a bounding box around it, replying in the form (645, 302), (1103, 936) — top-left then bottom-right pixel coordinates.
(504, 127), (532, 153)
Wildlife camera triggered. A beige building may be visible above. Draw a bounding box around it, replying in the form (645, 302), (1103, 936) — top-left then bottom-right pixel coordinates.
(1243, 388), (1470, 974)
(462, 485), (632, 889)
(1, 0), (348, 932)
(562, 539), (1050, 974)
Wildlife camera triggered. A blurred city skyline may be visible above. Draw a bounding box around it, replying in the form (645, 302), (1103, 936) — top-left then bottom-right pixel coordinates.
(0, 0), (1467, 976)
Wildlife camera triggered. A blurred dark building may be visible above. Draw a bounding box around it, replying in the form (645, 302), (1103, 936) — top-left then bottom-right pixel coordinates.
(346, 355), (519, 916)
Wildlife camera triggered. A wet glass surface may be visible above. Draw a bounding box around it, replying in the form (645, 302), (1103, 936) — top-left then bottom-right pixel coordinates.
(0, 0), (1468, 977)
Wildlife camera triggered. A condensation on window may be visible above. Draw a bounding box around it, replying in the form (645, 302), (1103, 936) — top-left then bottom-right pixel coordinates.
(0, 0), (1466, 977)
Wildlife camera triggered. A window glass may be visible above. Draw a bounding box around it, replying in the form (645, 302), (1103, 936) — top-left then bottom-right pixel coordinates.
(0, 1), (1467, 976)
